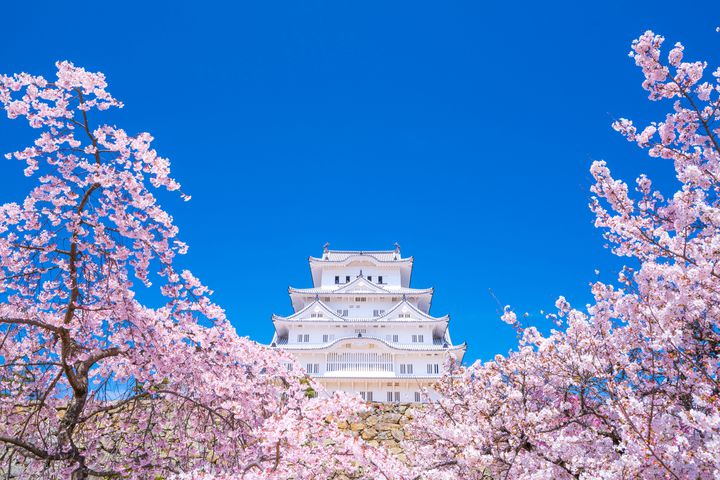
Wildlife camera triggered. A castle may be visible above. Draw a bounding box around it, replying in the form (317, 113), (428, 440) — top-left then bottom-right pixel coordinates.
(269, 245), (466, 402)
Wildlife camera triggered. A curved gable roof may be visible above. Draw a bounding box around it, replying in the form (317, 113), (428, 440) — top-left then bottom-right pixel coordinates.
(273, 298), (448, 323)
(333, 276), (389, 294)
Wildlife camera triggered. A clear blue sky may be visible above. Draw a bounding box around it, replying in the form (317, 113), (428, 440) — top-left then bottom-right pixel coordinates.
(1, 1), (717, 363)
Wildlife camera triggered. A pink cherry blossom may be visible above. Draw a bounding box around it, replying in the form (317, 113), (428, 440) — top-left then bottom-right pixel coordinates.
(405, 30), (720, 480)
(0, 62), (407, 480)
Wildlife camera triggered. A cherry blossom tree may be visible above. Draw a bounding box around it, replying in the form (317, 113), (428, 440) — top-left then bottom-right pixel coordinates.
(406, 30), (720, 479)
(0, 62), (407, 479)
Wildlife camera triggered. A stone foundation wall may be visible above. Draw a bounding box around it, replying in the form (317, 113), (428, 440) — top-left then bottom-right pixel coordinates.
(338, 402), (417, 463)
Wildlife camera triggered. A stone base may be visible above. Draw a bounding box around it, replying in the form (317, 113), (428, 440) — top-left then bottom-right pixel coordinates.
(337, 402), (418, 464)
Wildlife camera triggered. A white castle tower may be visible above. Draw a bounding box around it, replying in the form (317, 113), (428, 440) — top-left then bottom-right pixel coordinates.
(270, 245), (466, 402)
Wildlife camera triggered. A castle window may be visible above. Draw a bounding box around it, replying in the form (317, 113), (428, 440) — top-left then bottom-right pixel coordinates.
(378, 276), (383, 284)
(399, 363), (413, 374)
(335, 276), (340, 284)
(414, 392), (421, 402)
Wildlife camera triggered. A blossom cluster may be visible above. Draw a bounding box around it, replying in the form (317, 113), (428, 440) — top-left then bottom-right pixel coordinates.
(404, 30), (720, 479)
(0, 62), (407, 479)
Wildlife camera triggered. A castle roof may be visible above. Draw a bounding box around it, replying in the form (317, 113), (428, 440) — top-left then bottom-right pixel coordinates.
(289, 276), (432, 296)
(277, 335), (467, 356)
(309, 249), (412, 264)
(272, 298), (449, 324)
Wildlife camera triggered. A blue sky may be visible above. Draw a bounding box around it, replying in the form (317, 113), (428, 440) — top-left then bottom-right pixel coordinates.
(1, 1), (718, 363)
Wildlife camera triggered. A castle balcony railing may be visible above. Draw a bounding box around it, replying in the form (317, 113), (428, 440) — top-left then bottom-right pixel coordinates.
(326, 352), (394, 373)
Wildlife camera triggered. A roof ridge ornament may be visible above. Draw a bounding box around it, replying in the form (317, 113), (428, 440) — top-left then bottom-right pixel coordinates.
(323, 242), (330, 259)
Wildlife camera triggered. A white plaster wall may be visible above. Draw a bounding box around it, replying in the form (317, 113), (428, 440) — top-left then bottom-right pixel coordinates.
(285, 348), (450, 380)
(316, 379), (442, 403)
(298, 298), (424, 318)
(286, 323), (438, 346)
(320, 266), (402, 288)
